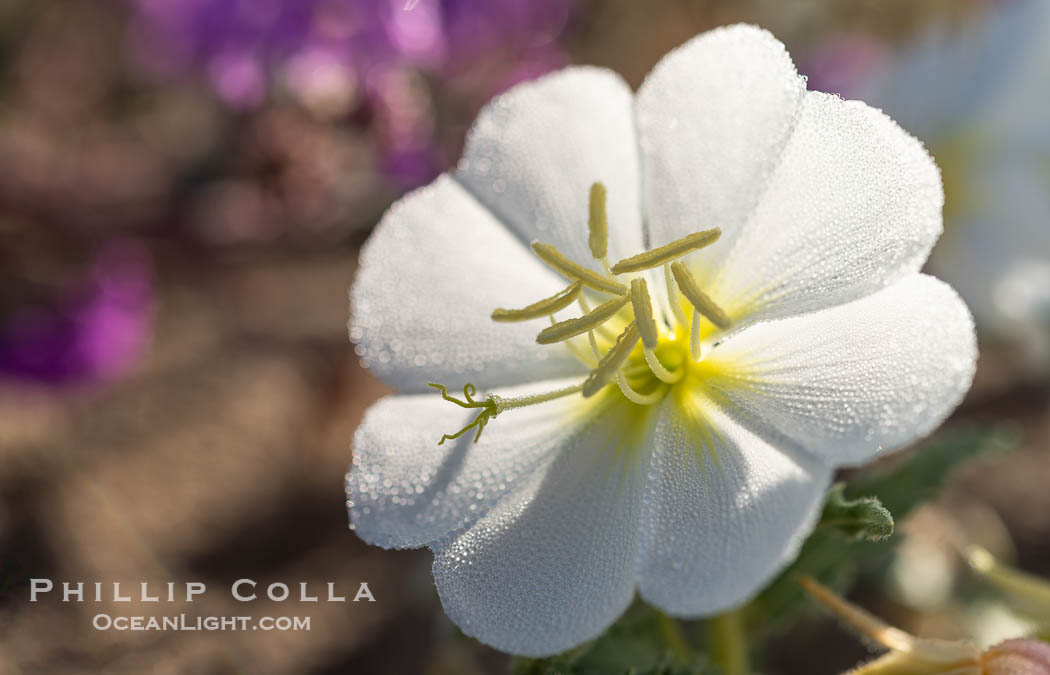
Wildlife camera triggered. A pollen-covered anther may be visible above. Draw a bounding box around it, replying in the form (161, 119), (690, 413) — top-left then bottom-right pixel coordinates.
(537, 294), (630, 344)
(587, 182), (608, 261)
(630, 278), (660, 349)
(531, 241), (627, 295)
(670, 261), (732, 329)
(491, 281), (584, 322)
(610, 228), (721, 274)
(582, 321), (640, 397)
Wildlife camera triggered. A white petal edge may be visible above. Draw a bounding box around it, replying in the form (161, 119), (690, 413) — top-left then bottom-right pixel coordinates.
(348, 377), (593, 550)
(702, 274), (977, 467)
(706, 90), (943, 325)
(456, 66), (644, 272)
(431, 397), (656, 656)
(637, 399), (831, 616)
(636, 24), (805, 259)
(349, 174), (586, 392)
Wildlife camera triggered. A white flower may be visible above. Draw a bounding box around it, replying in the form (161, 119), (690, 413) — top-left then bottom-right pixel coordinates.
(347, 25), (977, 656)
(833, 0), (1050, 352)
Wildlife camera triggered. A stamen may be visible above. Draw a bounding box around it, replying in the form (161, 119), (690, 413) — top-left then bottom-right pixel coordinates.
(531, 242), (627, 295)
(690, 310), (703, 361)
(551, 315), (600, 367)
(563, 336), (599, 368)
(537, 294), (630, 344)
(644, 347), (683, 383)
(578, 295), (617, 341)
(670, 261), (731, 329)
(491, 281), (583, 322)
(587, 182), (608, 261)
(582, 322), (640, 397)
(586, 330), (601, 359)
(610, 228), (721, 274)
(616, 370), (665, 405)
(630, 278), (660, 349)
(664, 263), (689, 328)
(481, 184), (739, 421)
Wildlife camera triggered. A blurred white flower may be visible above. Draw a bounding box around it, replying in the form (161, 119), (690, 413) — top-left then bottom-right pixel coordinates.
(347, 25), (977, 656)
(813, 0), (1050, 354)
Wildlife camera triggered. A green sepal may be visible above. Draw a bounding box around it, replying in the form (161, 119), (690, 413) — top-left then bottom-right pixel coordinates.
(819, 483), (894, 542)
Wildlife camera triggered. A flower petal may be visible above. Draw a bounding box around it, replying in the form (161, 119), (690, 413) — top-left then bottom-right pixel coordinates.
(456, 67), (644, 270)
(636, 24), (805, 255)
(431, 398), (656, 656)
(350, 174), (586, 391)
(347, 377), (590, 550)
(702, 274), (976, 466)
(707, 91), (943, 324)
(637, 401), (831, 615)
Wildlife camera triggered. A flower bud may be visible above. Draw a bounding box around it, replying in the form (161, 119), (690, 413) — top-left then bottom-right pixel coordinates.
(981, 638), (1050, 675)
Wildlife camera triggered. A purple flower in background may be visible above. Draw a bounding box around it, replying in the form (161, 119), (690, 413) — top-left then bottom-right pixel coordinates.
(126, 0), (574, 188)
(0, 241), (153, 384)
(799, 34), (886, 99)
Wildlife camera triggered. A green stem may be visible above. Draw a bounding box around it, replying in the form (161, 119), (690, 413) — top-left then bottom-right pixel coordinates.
(655, 610), (692, 661)
(708, 608), (749, 675)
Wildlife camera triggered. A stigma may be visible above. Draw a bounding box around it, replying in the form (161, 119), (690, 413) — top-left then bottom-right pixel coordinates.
(432, 181), (732, 445)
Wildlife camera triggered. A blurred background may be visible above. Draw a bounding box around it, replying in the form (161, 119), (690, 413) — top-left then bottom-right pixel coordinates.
(0, 0), (1047, 673)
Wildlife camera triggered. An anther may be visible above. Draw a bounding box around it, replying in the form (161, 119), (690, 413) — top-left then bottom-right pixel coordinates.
(630, 278), (659, 349)
(610, 228), (721, 274)
(491, 281), (583, 322)
(588, 182), (608, 261)
(670, 261), (731, 329)
(531, 242), (627, 295)
(582, 322), (640, 397)
(537, 294), (630, 344)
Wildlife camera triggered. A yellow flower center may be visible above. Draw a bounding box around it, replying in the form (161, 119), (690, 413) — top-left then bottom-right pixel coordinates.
(430, 181), (732, 445)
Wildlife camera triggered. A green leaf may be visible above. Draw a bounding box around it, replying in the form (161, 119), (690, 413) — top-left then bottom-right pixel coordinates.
(819, 483), (894, 542)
